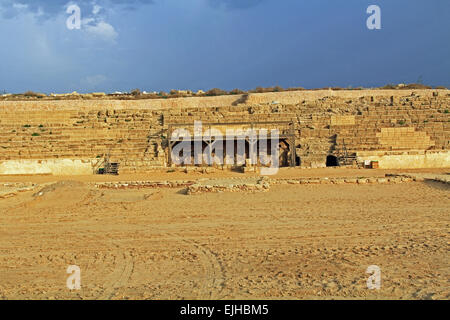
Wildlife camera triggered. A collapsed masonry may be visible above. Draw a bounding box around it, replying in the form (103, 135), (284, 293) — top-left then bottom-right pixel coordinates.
(0, 89), (449, 175)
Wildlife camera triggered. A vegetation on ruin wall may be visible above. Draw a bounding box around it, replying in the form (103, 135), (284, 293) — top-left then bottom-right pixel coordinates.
(0, 83), (447, 101)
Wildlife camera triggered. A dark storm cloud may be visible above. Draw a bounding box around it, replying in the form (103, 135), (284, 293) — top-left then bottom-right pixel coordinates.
(0, 0), (154, 19)
(208, 0), (266, 10)
(0, 0), (264, 19)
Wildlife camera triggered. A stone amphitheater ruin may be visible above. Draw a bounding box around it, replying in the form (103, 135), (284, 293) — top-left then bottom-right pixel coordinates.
(1, 89), (450, 300)
(0, 89), (449, 175)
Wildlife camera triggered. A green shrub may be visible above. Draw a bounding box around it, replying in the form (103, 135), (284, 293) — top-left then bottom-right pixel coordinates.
(131, 89), (141, 97)
(273, 86), (284, 92)
(252, 87), (267, 93)
(229, 88), (245, 95)
(379, 84), (397, 89)
(31, 133), (40, 137)
(23, 91), (45, 98)
(403, 83), (432, 89)
(206, 88), (227, 96)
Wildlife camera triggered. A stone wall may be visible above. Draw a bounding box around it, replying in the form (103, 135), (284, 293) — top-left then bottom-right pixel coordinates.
(356, 151), (450, 169)
(0, 159), (95, 175)
(0, 89), (449, 174)
(0, 88), (447, 111)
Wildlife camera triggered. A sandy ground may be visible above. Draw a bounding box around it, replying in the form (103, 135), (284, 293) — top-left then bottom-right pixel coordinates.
(0, 167), (448, 183)
(0, 169), (449, 300)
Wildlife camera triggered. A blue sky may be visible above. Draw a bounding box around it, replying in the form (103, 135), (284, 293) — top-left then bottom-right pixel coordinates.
(0, 0), (449, 93)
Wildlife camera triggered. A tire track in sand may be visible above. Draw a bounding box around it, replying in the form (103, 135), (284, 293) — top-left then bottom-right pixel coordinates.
(180, 238), (226, 300)
(97, 251), (134, 300)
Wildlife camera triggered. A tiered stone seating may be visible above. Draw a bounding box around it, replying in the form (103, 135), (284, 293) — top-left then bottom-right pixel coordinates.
(0, 90), (448, 172)
(0, 109), (166, 173)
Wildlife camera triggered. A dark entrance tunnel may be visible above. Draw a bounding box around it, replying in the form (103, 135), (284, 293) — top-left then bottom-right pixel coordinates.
(326, 155), (339, 167)
(170, 138), (292, 167)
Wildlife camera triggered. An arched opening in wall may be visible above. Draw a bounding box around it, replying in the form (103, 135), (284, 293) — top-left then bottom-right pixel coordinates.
(278, 140), (290, 168)
(168, 121), (296, 168)
(170, 140), (207, 166)
(326, 155), (339, 167)
(296, 156), (301, 167)
(169, 138), (293, 168)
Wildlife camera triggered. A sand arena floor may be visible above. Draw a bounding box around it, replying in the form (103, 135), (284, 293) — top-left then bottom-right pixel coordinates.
(0, 168), (448, 300)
